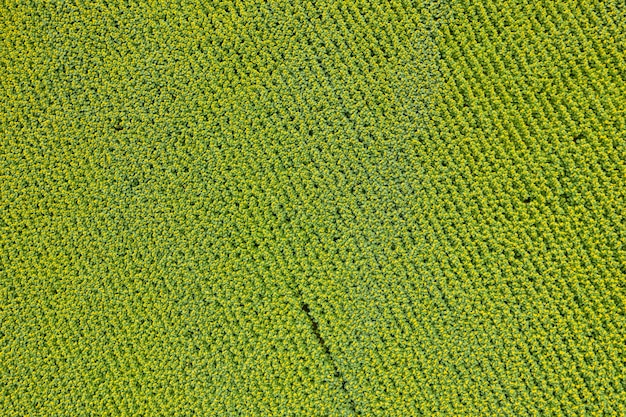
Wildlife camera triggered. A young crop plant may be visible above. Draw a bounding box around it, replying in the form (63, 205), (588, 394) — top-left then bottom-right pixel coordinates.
(1, 0), (625, 416)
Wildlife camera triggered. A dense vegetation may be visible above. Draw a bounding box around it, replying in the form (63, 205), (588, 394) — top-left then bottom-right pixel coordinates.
(1, 0), (625, 415)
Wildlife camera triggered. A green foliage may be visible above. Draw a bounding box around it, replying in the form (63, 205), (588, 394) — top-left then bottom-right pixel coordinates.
(1, 0), (625, 415)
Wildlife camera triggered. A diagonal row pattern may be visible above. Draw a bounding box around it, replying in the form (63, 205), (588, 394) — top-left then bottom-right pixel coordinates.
(1, 0), (625, 415)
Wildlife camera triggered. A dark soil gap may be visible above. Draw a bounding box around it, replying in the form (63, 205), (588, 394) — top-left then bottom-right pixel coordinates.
(300, 302), (359, 415)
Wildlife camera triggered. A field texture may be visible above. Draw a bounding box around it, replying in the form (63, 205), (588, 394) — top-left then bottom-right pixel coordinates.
(2, 0), (626, 415)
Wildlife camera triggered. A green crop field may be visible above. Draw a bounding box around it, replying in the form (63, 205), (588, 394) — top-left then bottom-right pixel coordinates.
(1, 0), (625, 415)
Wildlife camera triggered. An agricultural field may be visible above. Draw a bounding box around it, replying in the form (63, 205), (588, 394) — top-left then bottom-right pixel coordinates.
(1, 0), (625, 415)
